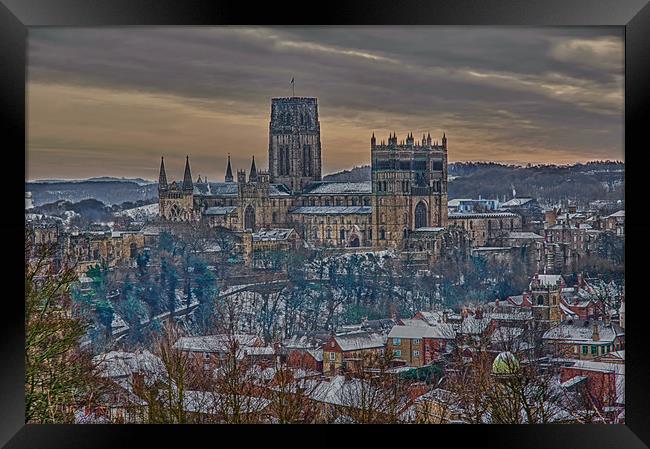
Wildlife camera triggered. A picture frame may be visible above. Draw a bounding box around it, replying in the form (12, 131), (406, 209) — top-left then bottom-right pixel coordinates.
(3, 0), (649, 447)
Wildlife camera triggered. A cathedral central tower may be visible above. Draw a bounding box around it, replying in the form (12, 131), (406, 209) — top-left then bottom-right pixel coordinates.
(269, 97), (322, 192)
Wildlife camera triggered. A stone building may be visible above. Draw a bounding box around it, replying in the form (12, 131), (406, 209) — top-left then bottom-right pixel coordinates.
(157, 95), (450, 251)
(447, 212), (522, 247)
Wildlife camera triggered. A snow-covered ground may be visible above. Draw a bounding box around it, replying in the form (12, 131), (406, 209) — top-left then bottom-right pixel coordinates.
(116, 203), (159, 220)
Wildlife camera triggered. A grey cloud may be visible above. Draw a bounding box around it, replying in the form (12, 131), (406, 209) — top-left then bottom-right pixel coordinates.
(27, 27), (623, 179)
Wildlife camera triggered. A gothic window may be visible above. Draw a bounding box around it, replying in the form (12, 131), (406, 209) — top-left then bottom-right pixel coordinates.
(303, 145), (312, 176)
(403, 228), (408, 239)
(415, 201), (428, 229)
(170, 204), (182, 221)
(364, 197), (370, 206)
(510, 219), (514, 229)
(537, 295), (544, 306)
(340, 229), (346, 241)
(129, 242), (138, 259)
(352, 197), (358, 206)
(368, 228), (373, 240)
(326, 227), (332, 239)
(244, 205), (256, 231)
(272, 211), (277, 223)
(380, 228), (386, 240)
(285, 147), (291, 175)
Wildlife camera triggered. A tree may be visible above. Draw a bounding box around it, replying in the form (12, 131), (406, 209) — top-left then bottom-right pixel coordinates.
(25, 232), (103, 423)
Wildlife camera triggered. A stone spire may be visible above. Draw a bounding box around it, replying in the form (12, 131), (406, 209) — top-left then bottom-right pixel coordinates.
(158, 156), (168, 190)
(225, 153), (233, 182)
(182, 155), (193, 191)
(249, 156), (258, 182)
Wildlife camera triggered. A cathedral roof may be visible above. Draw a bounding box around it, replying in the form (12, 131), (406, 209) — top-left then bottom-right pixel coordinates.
(290, 206), (372, 215)
(203, 206), (238, 216)
(302, 181), (372, 195)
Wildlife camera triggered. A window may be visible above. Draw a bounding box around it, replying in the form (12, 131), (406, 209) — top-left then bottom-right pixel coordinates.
(414, 339), (421, 345)
(330, 341), (335, 348)
(591, 345), (597, 355)
(329, 352), (336, 361)
(582, 346), (588, 355)
(204, 353), (210, 360)
(413, 350), (420, 357)
(392, 349), (402, 357)
(380, 228), (386, 240)
(392, 338), (401, 345)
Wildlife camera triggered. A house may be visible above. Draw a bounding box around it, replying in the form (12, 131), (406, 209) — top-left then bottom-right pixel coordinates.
(173, 334), (270, 371)
(542, 319), (625, 360)
(559, 360), (624, 410)
(387, 324), (456, 366)
(91, 350), (166, 423)
(604, 210), (624, 236)
(413, 388), (466, 423)
(322, 331), (385, 376)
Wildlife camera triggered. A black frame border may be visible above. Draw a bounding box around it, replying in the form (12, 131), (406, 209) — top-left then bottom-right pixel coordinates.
(2, 0), (649, 447)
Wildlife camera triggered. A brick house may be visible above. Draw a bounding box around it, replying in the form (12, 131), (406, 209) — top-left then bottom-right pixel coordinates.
(387, 324), (456, 366)
(542, 319), (625, 360)
(322, 331), (385, 376)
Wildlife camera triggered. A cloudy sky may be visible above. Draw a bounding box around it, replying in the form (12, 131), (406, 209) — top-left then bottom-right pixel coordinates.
(27, 27), (623, 181)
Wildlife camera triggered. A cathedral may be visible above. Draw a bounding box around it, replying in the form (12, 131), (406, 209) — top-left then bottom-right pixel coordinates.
(158, 96), (449, 249)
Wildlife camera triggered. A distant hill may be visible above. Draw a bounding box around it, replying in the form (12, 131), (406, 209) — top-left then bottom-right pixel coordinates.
(323, 165), (371, 182)
(26, 180), (158, 206)
(322, 161), (623, 206)
(448, 161), (624, 206)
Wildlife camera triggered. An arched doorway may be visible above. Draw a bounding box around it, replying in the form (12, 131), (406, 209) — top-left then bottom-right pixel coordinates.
(349, 235), (360, 247)
(415, 201), (428, 229)
(244, 205), (255, 231)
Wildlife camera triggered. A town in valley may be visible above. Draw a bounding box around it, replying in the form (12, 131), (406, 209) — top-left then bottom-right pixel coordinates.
(26, 94), (625, 424)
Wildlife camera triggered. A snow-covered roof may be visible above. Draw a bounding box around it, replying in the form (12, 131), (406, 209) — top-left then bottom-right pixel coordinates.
(290, 206), (372, 215)
(413, 227), (445, 232)
(389, 324), (456, 340)
(506, 231), (544, 240)
(399, 318), (431, 327)
(606, 210), (625, 218)
(302, 181), (372, 195)
(531, 274), (564, 288)
(93, 350), (165, 384)
(334, 331), (385, 351)
(252, 228), (295, 241)
(500, 197), (534, 207)
(542, 320), (624, 344)
(565, 360), (624, 404)
(181, 390), (271, 414)
(173, 334), (262, 353)
(449, 212), (518, 219)
(204, 206), (237, 216)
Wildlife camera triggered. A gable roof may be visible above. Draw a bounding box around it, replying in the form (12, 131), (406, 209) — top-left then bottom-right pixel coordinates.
(333, 331), (385, 351)
(388, 324), (456, 340)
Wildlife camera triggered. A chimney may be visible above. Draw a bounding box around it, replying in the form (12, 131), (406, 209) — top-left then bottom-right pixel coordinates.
(592, 323), (600, 342)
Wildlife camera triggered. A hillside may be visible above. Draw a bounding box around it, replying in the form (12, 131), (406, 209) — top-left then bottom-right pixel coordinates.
(322, 161), (624, 205)
(26, 180), (158, 207)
